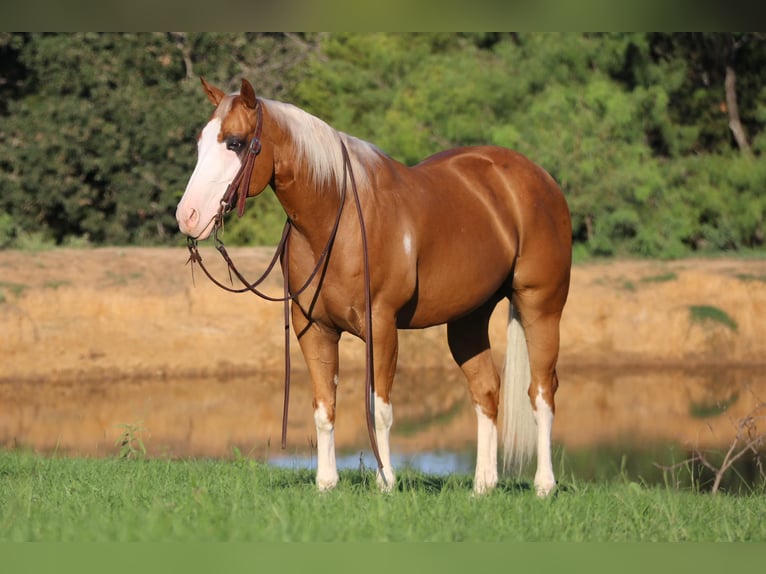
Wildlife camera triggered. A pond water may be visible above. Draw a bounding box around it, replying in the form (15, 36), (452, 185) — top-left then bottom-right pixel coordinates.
(2, 365), (764, 488)
(270, 449), (477, 476)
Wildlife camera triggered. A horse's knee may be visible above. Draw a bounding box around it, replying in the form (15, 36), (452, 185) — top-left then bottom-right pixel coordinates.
(474, 395), (499, 422)
(471, 376), (501, 421)
(373, 394), (393, 430)
(527, 371), (558, 414)
(313, 401), (335, 429)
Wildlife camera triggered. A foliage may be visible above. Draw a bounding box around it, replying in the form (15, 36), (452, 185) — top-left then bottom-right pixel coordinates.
(0, 33), (764, 258)
(219, 187), (287, 246)
(0, 33), (313, 247)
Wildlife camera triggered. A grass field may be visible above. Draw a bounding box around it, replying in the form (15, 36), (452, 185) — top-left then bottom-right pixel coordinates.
(1, 450), (764, 542)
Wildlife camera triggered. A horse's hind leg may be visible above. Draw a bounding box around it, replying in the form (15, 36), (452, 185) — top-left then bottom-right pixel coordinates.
(447, 305), (501, 494)
(514, 297), (564, 497)
(292, 304), (341, 491)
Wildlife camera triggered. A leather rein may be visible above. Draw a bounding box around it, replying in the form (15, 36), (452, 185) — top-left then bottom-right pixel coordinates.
(185, 99), (385, 482)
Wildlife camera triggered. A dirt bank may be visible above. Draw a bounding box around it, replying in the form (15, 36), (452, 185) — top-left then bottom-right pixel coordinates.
(1, 248), (765, 457)
(1, 248), (765, 383)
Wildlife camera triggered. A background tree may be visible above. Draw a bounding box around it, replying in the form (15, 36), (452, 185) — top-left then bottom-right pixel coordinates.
(0, 33), (763, 257)
(0, 32), (314, 246)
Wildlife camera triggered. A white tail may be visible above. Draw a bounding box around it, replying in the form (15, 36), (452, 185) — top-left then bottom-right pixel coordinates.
(501, 304), (536, 475)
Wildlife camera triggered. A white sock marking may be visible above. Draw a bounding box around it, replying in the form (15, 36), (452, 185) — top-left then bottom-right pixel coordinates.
(314, 403), (338, 491)
(474, 405), (498, 494)
(374, 394), (395, 491)
(533, 388), (556, 497)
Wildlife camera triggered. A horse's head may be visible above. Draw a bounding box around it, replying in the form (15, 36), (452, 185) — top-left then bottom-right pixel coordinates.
(176, 77), (273, 240)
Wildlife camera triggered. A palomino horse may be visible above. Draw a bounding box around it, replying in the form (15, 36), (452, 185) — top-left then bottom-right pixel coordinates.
(176, 78), (571, 496)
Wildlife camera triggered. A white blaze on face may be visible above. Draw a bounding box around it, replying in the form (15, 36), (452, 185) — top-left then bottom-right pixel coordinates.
(176, 118), (242, 239)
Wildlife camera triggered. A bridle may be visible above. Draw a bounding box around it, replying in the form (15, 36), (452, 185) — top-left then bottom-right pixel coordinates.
(185, 98), (385, 483)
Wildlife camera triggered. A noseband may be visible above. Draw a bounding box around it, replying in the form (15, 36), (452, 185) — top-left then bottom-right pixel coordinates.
(185, 100), (385, 483)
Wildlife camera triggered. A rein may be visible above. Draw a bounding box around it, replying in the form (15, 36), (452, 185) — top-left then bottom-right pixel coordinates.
(185, 100), (385, 482)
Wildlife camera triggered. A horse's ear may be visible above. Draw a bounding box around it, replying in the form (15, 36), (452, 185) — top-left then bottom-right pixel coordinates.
(200, 77), (225, 106)
(240, 78), (257, 109)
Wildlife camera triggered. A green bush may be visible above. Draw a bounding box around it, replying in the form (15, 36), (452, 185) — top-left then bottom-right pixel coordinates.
(0, 33), (763, 256)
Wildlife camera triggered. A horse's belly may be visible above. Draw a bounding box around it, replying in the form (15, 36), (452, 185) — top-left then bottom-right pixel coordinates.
(396, 253), (512, 329)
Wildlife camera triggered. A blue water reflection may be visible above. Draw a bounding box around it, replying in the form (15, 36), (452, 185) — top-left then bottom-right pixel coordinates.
(270, 450), (476, 476)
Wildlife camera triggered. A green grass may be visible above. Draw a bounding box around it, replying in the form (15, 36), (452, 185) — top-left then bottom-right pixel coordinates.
(594, 271), (679, 293)
(688, 304), (738, 331)
(640, 271), (678, 284)
(42, 279), (70, 290)
(0, 280), (27, 300)
(689, 392), (740, 418)
(1, 450), (764, 542)
(103, 270), (143, 286)
(734, 272), (766, 283)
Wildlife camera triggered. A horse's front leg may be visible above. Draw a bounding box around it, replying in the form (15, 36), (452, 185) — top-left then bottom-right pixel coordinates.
(292, 304), (341, 491)
(370, 315), (399, 491)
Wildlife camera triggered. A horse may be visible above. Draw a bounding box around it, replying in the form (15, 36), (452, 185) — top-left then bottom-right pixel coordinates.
(176, 77), (572, 496)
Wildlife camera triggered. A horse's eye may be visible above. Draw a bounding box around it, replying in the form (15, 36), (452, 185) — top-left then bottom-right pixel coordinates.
(226, 138), (245, 153)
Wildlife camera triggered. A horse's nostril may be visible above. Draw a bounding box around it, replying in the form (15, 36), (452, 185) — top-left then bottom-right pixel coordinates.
(188, 208), (199, 225)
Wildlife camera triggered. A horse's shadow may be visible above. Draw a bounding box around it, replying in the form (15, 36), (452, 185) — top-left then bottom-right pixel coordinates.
(263, 464), (570, 496)
(396, 475), (573, 497)
(338, 469), (549, 495)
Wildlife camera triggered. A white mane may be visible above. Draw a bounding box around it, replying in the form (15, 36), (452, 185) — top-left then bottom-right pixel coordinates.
(263, 99), (382, 191)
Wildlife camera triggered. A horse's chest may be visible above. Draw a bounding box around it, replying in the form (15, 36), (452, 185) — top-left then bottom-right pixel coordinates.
(290, 265), (369, 334)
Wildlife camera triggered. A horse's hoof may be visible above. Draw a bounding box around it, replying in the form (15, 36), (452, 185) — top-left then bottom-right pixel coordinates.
(535, 481), (556, 498)
(473, 474), (498, 496)
(316, 473), (339, 492)
(376, 470), (395, 492)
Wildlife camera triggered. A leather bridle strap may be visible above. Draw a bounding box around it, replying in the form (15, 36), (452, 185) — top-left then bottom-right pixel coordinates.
(219, 99), (264, 219)
(185, 128), (386, 483)
(339, 140), (384, 484)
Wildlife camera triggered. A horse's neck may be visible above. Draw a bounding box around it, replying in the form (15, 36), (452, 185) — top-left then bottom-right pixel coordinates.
(271, 134), (344, 250)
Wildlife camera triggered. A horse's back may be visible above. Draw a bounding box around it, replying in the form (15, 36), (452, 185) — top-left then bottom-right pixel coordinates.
(444, 146), (572, 313)
(377, 145), (570, 327)
(414, 145), (565, 204)
(411, 145), (570, 259)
